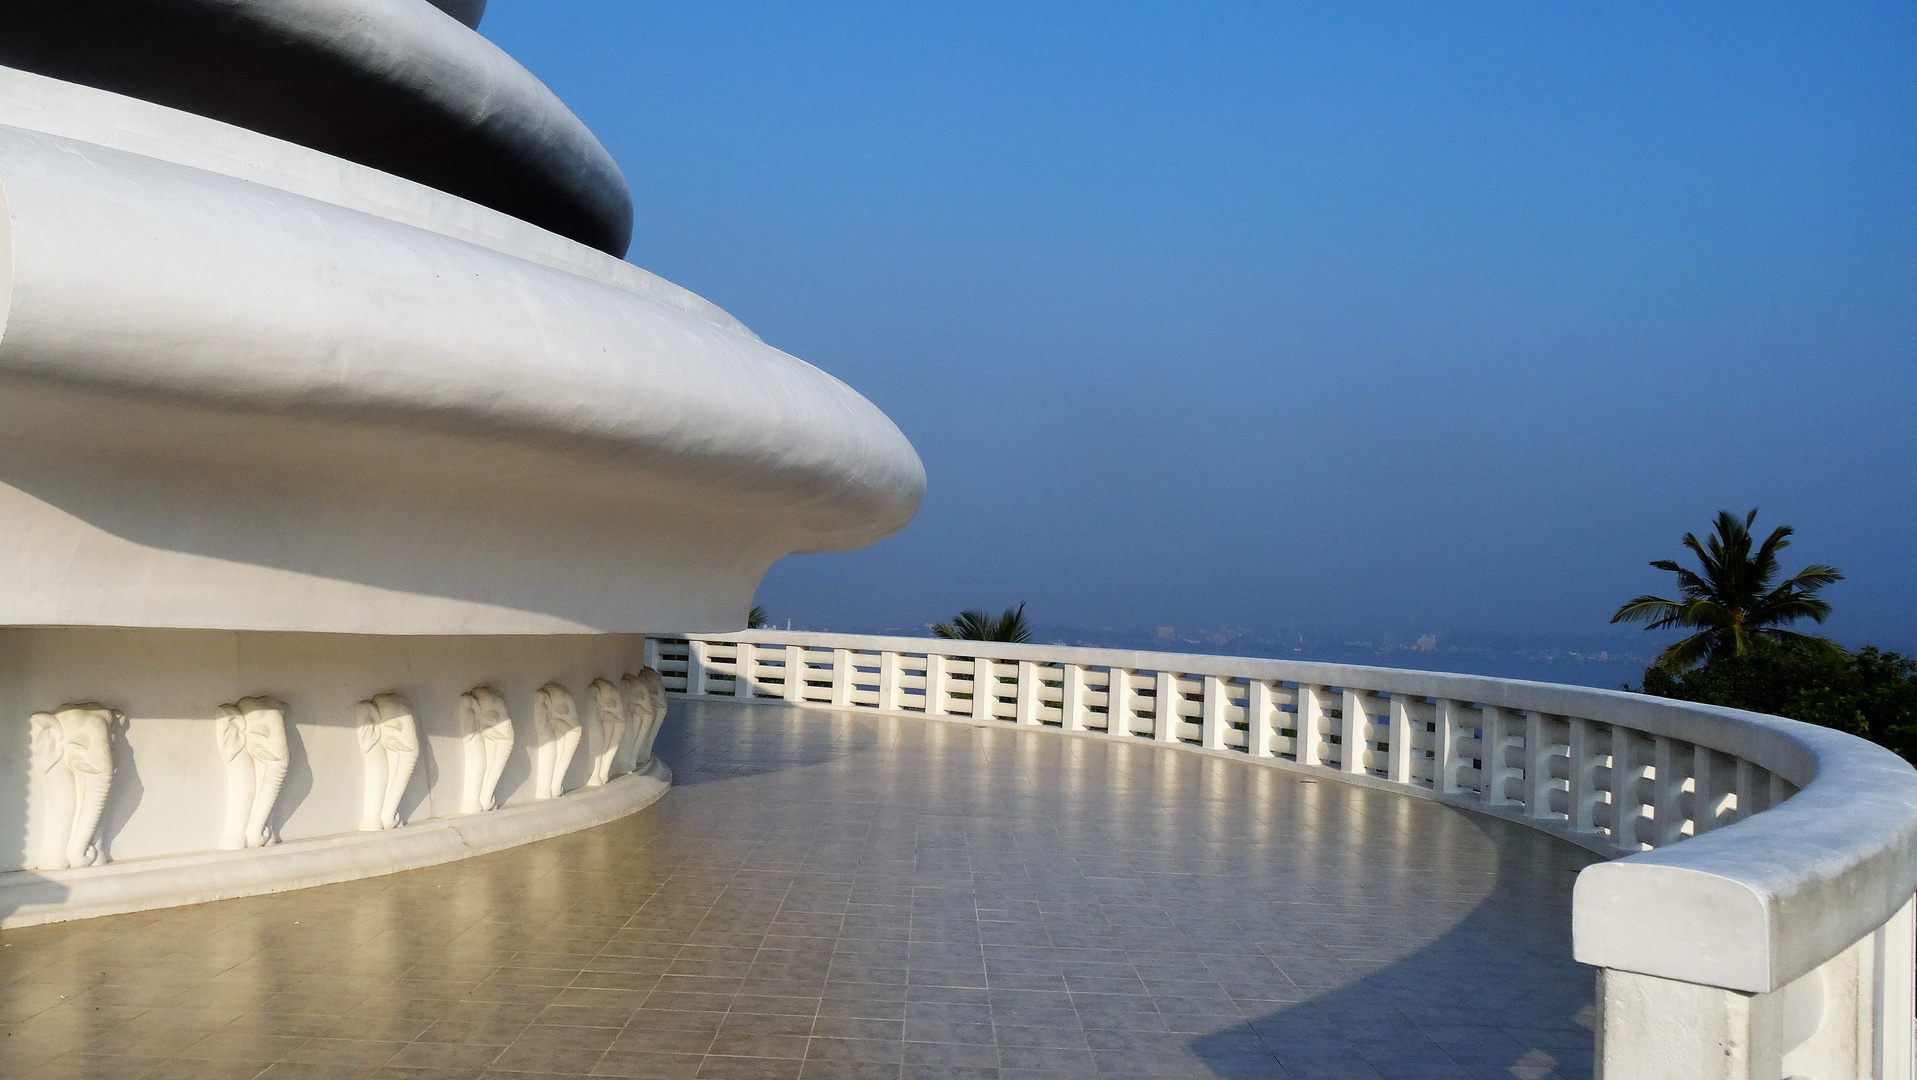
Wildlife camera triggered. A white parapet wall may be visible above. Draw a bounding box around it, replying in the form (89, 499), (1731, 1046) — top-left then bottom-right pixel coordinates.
(0, 628), (674, 927)
(659, 630), (1917, 1080)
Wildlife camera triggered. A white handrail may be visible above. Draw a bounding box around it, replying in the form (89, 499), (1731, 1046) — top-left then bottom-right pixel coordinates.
(654, 630), (1917, 1079)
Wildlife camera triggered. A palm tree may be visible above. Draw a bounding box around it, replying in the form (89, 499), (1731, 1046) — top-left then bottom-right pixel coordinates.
(1611, 509), (1842, 671)
(747, 605), (771, 630)
(932, 603), (1031, 643)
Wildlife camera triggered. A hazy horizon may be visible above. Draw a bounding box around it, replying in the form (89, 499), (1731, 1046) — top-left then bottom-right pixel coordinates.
(487, 2), (1917, 669)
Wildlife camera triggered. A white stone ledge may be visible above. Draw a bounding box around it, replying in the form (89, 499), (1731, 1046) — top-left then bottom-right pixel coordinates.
(0, 761), (670, 929)
(1573, 719), (1917, 993)
(0, 66), (741, 336)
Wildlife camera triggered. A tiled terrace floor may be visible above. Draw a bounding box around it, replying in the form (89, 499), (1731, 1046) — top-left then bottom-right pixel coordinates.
(0, 699), (1599, 1080)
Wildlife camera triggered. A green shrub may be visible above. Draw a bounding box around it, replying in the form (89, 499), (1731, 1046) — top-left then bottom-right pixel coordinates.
(1641, 641), (1917, 762)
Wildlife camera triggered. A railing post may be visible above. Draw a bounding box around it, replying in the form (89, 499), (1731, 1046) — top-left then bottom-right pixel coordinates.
(1016, 661), (1040, 726)
(1247, 680), (1275, 759)
(1612, 724), (1646, 853)
(1524, 711), (1554, 819)
(1296, 684), (1324, 766)
(1767, 770), (1794, 809)
(1436, 698), (1465, 793)
(1105, 668), (1130, 736)
(831, 648), (853, 708)
(1481, 706), (1512, 805)
(1386, 695), (1413, 783)
(1874, 897), (1917, 1077)
(1733, 757), (1757, 824)
(972, 656), (995, 720)
(1199, 675), (1225, 749)
(1692, 745), (1723, 833)
(1593, 893), (1917, 1079)
(878, 650), (902, 712)
(1154, 671), (1180, 743)
(734, 641), (755, 700)
(689, 638), (711, 697)
(1568, 717), (1602, 835)
(1339, 688), (1366, 775)
(1594, 969), (1788, 1079)
(783, 645), (804, 702)
(1061, 664), (1087, 732)
(643, 636), (660, 671)
(926, 653), (949, 716)
(1652, 736), (1687, 846)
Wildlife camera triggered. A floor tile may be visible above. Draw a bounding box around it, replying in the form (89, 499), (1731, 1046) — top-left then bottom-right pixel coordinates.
(0, 701), (1598, 1080)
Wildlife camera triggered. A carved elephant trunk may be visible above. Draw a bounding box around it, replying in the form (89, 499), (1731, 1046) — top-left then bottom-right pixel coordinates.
(220, 696), (288, 850)
(66, 768), (113, 868)
(218, 708), (255, 851)
(585, 678), (625, 787)
(358, 693), (420, 831)
(30, 704), (125, 871)
(533, 682), (581, 800)
(459, 687), (513, 813)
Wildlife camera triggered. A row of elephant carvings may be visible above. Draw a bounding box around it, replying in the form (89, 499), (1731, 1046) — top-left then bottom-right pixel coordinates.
(26, 668), (668, 872)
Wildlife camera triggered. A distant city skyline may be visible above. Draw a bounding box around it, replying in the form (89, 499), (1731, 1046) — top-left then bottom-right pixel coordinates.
(486, 2), (1917, 661)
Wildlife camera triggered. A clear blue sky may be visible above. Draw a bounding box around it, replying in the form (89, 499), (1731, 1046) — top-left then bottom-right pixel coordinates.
(485, 2), (1916, 661)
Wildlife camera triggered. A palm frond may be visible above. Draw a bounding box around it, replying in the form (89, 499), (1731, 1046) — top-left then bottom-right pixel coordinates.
(933, 605), (1030, 643)
(1679, 599), (1735, 628)
(1754, 628), (1843, 653)
(1653, 630), (1716, 671)
(1647, 561), (1712, 600)
(1752, 522), (1794, 566)
(1774, 564), (1844, 593)
(1750, 595), (1834, 626)
(992, 603), (1032, 644)
(1611, 596), (1685, 626)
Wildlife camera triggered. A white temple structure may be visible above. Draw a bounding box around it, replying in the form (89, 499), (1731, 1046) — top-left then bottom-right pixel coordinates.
(0, 0), (924, 924)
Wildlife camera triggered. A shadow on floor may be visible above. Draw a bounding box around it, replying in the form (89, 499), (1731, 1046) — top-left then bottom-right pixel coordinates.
(662, 697), (1598, 1080)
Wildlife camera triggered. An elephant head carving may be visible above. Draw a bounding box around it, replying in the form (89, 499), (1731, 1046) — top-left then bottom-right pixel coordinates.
(356, 692), (419, 831)
(216, 696), (288, 850)
(532, 682), (581, 800)
(28, 703), (126, 870)
(620, 666), (668, 775)
(585, 678), (625, 787)
(457, 686), (514, 813)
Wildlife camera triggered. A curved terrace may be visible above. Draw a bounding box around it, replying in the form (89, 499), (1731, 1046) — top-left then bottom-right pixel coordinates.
(0, 696), (1597, 1080)
(2, 626), (1912, 1079)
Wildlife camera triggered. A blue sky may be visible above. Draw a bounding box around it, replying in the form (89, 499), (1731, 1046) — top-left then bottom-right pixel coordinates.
(485, 2), (1916, 666)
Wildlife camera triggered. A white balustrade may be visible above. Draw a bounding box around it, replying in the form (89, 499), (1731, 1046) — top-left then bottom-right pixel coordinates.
(657, 630), (1917, 1079)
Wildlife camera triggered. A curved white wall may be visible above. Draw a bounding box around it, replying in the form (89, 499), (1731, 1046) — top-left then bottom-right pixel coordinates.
(0, 71), (924, 636)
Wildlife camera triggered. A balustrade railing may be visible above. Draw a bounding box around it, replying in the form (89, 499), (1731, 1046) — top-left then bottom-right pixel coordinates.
(649, 630), (1917, 1080)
